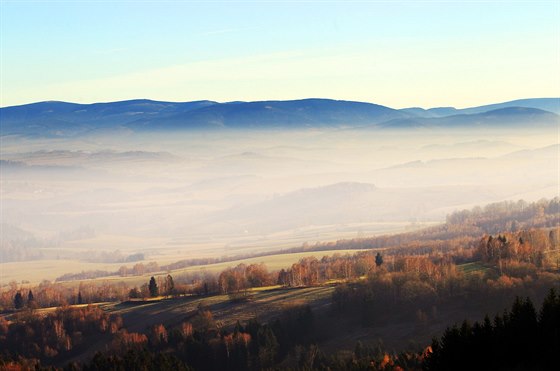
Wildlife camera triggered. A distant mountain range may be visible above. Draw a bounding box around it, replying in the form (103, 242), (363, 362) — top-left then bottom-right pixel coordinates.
(400, 98), (560, 117)
(379, 107), (559, 129)
(1, 98), (558, 136)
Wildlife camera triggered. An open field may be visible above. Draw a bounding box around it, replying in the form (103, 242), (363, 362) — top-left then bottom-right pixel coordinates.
(0, 249), (366, 289)
(457, 262), (492, 276)
(57, 249), (367, 288)
(1, 221), (432, 287)
(111, 285), (335, 332)
(0, 259), (129, 286)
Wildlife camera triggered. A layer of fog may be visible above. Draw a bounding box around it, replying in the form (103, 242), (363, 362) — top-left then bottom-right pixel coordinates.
(1, 127), (558, 278)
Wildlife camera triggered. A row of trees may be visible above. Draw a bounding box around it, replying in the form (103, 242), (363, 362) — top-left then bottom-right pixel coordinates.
(277, 252), (384, 287)
(2, 279), (132, 310)
(425, 290), (560, 370)
(446, 198), (559, 232)
(13, 290), (34, 309)
(7, 274), (179, 311)
(128, 275), (174, 299)
(217, 263), (274, 294)
(302, 198), (559, 255)
(124, 253), (384, 300)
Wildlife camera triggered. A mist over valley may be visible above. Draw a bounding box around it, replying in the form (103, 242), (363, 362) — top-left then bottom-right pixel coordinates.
(1, 98), (558, 283)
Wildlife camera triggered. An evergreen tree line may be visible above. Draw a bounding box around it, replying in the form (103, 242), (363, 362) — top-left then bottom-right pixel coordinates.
(424, 289), (560, 371)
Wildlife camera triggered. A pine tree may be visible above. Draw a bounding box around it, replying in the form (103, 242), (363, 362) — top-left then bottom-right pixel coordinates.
(423, 295), (558, 370)
(27, 290), (34, 304)
(149, 276), (159, 297)
(375, 252), (384, 267)
(539, 288), (559, 368)
(14, 292), (24, 309)
(78, 291), (83, 304)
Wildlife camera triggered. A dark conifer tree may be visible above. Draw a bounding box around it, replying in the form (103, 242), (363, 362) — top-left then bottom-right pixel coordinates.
(27, 290), (34, 304)
(14, 292), (23, 309)
(149, 276), (159, 297)
(539, 288), (560, 369)
(424, 294), (557, 371)
(375, 252), (384, 267)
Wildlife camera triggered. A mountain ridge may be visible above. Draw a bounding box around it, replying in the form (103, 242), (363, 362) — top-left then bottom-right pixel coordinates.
(400, 97), (560, 117)
(1, 98), (558, 136)
(380, 106), (559, 129)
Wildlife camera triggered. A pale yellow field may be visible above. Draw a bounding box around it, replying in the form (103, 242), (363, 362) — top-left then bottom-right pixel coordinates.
(57, 249), (367, 288)
(2, 220), (432, 288)
(0, 259), (127, 286)
(0, 249), (366, 289)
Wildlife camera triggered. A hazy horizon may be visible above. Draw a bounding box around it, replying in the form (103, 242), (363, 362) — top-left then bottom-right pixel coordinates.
(2, 123), (557, 284)
(1, 2), (559, 369)
(1, 0), (559, 286)
(3, 95), (560, 110)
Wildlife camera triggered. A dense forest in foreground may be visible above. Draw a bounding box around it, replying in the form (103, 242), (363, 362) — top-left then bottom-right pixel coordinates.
(0, 198), (558, 370)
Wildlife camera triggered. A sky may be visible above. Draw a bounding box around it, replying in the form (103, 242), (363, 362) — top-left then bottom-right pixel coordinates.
(1, 0), (559, 109)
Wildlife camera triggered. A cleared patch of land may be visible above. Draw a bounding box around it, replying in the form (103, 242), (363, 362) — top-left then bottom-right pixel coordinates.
(1, 221), (433, 287)
(457, 262), (491, 275)
(110, 285), (335, 332)
(0, 249), (366, 289)
(55, 249), (366, 288)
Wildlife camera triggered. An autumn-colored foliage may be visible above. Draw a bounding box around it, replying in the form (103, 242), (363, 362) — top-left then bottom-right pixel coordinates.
(0, 305), (123, 362)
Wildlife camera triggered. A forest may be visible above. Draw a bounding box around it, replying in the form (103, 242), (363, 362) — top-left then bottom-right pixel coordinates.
(0, 198), (559, 370)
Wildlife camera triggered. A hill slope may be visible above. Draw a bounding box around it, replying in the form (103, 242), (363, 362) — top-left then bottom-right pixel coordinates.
(1, 98), (558, 136)
(401, 97), (560, 117)
(381, 107), (558, 129)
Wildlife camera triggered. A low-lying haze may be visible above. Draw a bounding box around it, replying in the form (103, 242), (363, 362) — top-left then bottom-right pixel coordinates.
(0, 98), (558, 284)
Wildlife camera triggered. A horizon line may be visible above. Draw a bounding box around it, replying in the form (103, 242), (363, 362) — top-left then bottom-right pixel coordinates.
(2, 96), (559, 111)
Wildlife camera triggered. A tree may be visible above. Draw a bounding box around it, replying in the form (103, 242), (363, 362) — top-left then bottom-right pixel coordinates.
(423, 295), (555, 370)
(27, 290), (34, 304)
(129, 287), (140, 299)
(14, 292), (24, 309)
(539, 288), (560, 368)
(149, 276), (159, 297)
(140, 283), (150, 298)
(375, 252), (384, 267)
(277, 269), (289, 286)
(164, 274), (174, 297)
(78, 291), (83, 304)
(150, 324), (168, 346)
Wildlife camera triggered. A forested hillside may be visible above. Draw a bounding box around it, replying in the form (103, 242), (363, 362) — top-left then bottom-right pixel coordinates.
(0, 199), (558, 370)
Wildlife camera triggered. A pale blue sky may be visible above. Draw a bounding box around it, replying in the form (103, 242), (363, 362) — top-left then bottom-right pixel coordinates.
(1, 1), (558, 108)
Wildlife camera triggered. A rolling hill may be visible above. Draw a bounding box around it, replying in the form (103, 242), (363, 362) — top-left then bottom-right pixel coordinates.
(1, 98), (558, 136)
(380, 107), (559, 129)
(401, 97), (560, 117)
